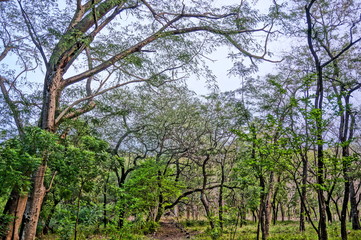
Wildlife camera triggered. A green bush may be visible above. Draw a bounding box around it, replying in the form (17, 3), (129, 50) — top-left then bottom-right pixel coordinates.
(0, 214), (12, 238)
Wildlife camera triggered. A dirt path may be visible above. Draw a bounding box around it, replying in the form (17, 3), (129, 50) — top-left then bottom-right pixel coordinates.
(149, 220), (199, 240)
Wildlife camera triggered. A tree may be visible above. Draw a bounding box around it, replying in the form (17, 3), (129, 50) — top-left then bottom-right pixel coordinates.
(0, 0), (274, 238)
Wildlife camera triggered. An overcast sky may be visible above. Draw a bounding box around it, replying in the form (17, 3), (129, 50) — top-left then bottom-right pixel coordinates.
(186, 0), (289, 95)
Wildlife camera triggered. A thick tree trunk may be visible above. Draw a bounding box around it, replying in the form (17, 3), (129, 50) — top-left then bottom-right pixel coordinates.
(20, 164), (47, 240)
(2, 190), (28, 240)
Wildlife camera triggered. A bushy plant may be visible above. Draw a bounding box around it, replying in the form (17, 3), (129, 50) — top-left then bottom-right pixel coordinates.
(0, 214), (12, 238)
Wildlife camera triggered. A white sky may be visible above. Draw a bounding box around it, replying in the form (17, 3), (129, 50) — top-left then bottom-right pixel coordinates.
(186, 0), (288, 95)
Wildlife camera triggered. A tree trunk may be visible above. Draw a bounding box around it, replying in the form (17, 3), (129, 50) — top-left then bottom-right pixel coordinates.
(317, 187), (328, 240)
(74, 184), (82, 240)
(305, 1), (328, 238)
(103, 183), (107, 228)
(259, 174), (272, 240)
(200, 191), (215, 230)
(300, 155), (308, 231)
(200, 155), (215, 230)
(20, 164), (47, 240)
(186, 205), (190, 220)
(218, 165), (225, 231)
(155, 171), (164, 223)
(2, 190), (28, 240)
(350, 181), (361, 230)
(264, 173), (274, 239)
(272, 176), (280, 225)
(341, 177), (349, 240)
(325, 199), (333, 223)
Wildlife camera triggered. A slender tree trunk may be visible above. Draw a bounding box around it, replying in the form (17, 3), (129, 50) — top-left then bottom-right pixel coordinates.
(218, 165), (225, 231)
(186, 205), (190, 220)
(350, 181), (361, 230)
(280, 204), (285, 222)
(74, 183), (83, 240)
(300, 155), (308, 232)
(306, 2), (327, 238)
(317, 187), (328, 240)
(325, 198), (333, 223)
(259, 175), (269, 240)
(200, 191), (215, 230)
(253, 210), (257, 222)
(155, 170), (164, 223)
(264, 173), (274, 239)
(200, 155), (215, 230)
(339, 95), (354, 240)
(331, 197), (341, 221)
(341, 177), (349, 240)
(272, 176), (280, 225)
(103, 181), (107, 228)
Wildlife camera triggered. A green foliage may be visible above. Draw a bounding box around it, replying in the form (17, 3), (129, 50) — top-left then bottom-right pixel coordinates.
(0, 127), (59, 194)
(0, 213), (12, 238)
(119, 158), (184, 217)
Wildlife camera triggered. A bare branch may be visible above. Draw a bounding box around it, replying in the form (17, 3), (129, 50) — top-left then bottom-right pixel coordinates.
(321, 37), (361, 68)
(0, 45), (12, 62)
(55, 79), (144, 125)
(224, 34), (282, 63)
(0, 75), (24, 136)
(17, 0), (48, 67)
(64, 24), (266, 86)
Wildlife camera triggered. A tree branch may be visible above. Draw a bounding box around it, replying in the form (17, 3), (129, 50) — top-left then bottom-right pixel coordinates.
(0, 75), (24, 136)
(17, 0), (49, 67)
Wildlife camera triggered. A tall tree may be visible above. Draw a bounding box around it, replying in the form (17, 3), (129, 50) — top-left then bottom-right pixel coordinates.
(0, 0), (274, 238)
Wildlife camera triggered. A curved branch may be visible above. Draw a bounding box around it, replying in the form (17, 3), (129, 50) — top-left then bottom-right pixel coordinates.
(0, 75), (24, 136)
(18, 0), (48, 67)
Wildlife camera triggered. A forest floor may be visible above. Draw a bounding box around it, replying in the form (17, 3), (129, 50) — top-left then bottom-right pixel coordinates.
(148, 219), (199, 240)
(38, 220), (361, 239)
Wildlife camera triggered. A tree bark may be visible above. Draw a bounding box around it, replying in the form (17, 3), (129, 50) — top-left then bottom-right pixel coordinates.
(341, 177), (350, 240)
(2, 190), (28, 240)
(20, 164), (47, 240)
(218, 165), (225, 231)
(350, 181), (361, 230)
(325, 198), (333, 223)
(300, 155), (308, 231)
(200, 155), (215, 230)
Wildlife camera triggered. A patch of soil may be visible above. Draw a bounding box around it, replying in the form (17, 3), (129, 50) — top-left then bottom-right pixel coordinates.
(149, 220), (199, 240)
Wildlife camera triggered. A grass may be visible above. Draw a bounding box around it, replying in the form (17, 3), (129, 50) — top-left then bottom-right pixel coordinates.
(182, 220), (361, 240)
(38, 220), (361, 239)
